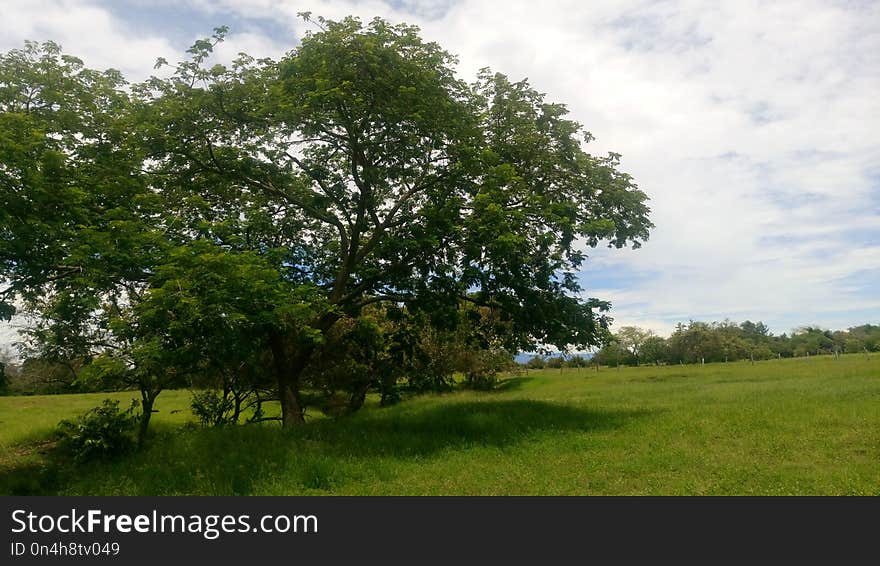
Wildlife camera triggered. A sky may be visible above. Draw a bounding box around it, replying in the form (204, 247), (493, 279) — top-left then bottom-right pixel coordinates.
(1, 0), (878, 349)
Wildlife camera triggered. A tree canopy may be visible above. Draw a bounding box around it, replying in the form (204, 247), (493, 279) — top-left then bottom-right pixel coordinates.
(0, 16), (652, 429)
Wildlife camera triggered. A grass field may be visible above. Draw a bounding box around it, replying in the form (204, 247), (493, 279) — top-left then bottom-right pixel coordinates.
(1, 354), (878, 495)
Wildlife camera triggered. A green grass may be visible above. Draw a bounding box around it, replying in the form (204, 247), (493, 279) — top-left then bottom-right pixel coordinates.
(0, 389), (196, 482)
(0, 389), (194, 449)
(1, 354), (879, 495)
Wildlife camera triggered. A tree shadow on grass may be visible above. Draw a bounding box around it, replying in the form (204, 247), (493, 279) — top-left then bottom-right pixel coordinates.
(2, 400), (653, 495)
(0, 440), (67, 495)
(322, 399), (647, 458)
(184, 400), (650, 494)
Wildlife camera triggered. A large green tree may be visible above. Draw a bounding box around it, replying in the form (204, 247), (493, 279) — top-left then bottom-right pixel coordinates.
(2, 16), (652, 427)
(0, 40), (176, 440)
(135, 17), (651, 425)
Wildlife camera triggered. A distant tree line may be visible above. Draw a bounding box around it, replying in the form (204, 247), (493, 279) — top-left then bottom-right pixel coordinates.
(522, 355), (591, 370)
(591, 322), (880, 367)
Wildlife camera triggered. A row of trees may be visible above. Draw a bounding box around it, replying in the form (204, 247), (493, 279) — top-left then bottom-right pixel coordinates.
(2, 307), (518, 397)
(0, 16), (652, 442)
(523, 355), (592, 369)
(593, 322), (880, 366)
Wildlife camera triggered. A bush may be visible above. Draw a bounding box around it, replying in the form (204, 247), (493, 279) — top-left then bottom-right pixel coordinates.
(190, 389), (236, 427)
(57, 399), (139, 463)
(379, 383), (402, 406)
(458, 348), (512, 391)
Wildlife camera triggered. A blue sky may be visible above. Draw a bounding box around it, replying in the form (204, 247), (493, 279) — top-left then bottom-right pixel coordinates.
(1, 0), (878, 348)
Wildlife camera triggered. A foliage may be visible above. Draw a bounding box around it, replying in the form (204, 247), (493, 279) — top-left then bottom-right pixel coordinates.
(190, 390), (236, 427)
(3, 357), (92, 395)
(592, 340), (627, 367)
(0, 39), (173, 439)
(0, 390), (195, 454)
(525, 357), (545, 369)
(847, 325), (880, 352)
(639, 336), (669, 365)
(1, 17), (651, 427)
(529, 354), (592, 370)
(844, 338), (865, 354)
(789, 327), (834, 357)
(303, 313), (390, 416)
(0, 41), (149, 322)
(402, 324), (461, 393)
(593, 319), (880, 366)
(0, 348), (15, 395)
(131, 17), (651, 423)
(614, 326), (656, 365)
(459, 348), (513, 390)
(565, 356), (591, 368)
(125, 241), (318, 426)
(56, 399), (139, 463)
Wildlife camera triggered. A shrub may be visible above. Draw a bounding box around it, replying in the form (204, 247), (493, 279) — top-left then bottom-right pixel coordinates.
(458, 348), (513, 391)
(57, 399), (139, 463)
(463, 371), (497, 391)
(191, 389), (236, 427)
(379, 382), (402, 406)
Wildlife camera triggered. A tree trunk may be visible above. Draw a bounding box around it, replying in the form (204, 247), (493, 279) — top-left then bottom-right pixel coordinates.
(347, 380), (371, 414)
(232, 391), (243, 424)
(269, 332), (306, 427)
(138, 388), (158, 446)
(268, 313), (341, 427)
(280, 380), (304, 426)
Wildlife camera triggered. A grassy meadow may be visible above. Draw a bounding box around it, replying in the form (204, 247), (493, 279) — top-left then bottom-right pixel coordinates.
(1, 354), (878, 495)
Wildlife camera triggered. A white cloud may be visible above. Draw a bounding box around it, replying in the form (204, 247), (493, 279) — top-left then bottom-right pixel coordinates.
(1, 0), (878, 343)
(212, 30), (290, 62)
(1, 0), (179, 79)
